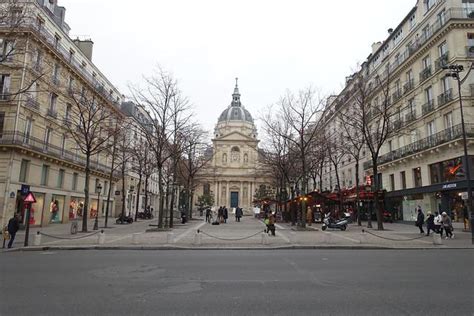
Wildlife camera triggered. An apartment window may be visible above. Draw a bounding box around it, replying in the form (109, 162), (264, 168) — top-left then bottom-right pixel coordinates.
(389, 174), (395, 191)
(49, 93), (57, 113)
(444, 112), (454, 129)
(104, 181), (109, 196)
(41, 165), (49, 186)
(65, 103), (71, 121)
(406, 69), (413, 82)
(60, 134), (66, 155)
(34, 49), (42, 70)
(388, 140), (393, 152)
(0, 112), (4, 137)
(441, 76), (451, 93)
(0, 39), (15, 62)
(44, 128), (51, 150)
(425, 86), (433, 103)
(69, 50), (75, 63)
(437, 9), (447, 25)
(54, 35), (60, 48)
(52, 63), (60, 84)
(427, 120), (436, 136)
(19, 160), (29, 182)
(424, 0), (436, 13)
(409, 14), (416, 29)
(37, 17), (44, 31)
(58, 169), (65, 188)
(68, 77), (74, 92)
(413, 167), (422, 187)
(0, 74), (11, 99)
(72, 172), (78, 191)
(422, 55), (431, 70)
(438, 41), (448, 57)
(400, 171), (407, 189)
(24, 118), (32, 144)
(422, 24), (431, 39)
(463, 0), (474, 16)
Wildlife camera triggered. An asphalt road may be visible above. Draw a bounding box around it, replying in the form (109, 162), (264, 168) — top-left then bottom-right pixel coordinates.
(1, 250), (473, 316)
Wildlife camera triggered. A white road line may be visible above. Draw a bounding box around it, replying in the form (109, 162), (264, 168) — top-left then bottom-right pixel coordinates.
(174, 221), (206, 242)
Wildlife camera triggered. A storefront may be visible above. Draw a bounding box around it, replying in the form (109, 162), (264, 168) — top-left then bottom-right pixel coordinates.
(90, 199), (98, 219)
(69, 197), (85, 219)
(49, 195), (65, 224)
(16, 191), (45, 227)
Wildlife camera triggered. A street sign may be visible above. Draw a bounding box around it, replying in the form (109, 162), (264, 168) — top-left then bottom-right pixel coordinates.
(20, 184), (30, 195)
(24, 192), (36, 203)
(461, 192), (468, 200)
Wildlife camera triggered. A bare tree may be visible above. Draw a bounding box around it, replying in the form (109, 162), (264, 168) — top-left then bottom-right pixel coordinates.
(264, 87), (325, 228)
(65, 89), (121, 232)
(323, 130), (345, 210)
(353, 65), (396, 230)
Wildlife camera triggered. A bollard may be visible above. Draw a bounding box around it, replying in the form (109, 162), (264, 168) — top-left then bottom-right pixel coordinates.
(167, 232), (175, 244)
(194, 231), (202, 246)
(261, 232), (269, 245)
(34, 232), (41, 246)
(290, 231), (297, 244)
(432, 233), (443, 245)
(359, 232), (368, 244)
(98, 230), (105, 245)
(132, 233), (140, 245)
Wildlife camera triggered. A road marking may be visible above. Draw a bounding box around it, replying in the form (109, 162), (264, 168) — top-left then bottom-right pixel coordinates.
(174, 221), (206, 242)
(325, 231), (360, 243)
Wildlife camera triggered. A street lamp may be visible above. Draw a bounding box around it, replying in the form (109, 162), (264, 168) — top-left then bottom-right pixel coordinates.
(93, 182), (102, 231)
(128, 185), (135, 217)
(443, 63), (474, 244)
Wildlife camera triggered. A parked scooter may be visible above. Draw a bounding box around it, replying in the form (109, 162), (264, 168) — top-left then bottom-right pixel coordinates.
(138, 208), (154, 220)
(116, 214), (133, 224)
(322, 213), (348, 231)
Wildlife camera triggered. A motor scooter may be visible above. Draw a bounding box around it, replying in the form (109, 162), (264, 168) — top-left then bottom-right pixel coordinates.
(116, 213), (133, 224)
(322, 213), (348, 231)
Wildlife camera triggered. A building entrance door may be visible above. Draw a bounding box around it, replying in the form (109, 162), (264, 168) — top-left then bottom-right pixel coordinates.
(230, 192), (239, 208)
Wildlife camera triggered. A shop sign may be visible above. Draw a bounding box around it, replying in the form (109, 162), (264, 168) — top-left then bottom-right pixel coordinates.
(461, 192), (468, 200)
(441, 183), (457, 190)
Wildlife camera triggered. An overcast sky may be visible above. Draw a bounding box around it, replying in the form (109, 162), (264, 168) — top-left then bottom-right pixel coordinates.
(60, 0), (416, 133)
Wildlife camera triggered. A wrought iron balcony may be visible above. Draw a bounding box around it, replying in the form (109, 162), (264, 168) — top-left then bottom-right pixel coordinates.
(437, 89), (453, 106)
(364, 123), (474, 169)
(0, 92), (10, 101)
(25, 97), (40, 110)
(467, 46), (474, 58)
(421, 100), (435, 115)
(404, 111), (417, 124)
(0, 131), (118, 177)
(435, 52), (449, 71)
(46, 108), (58, 118)
(52, 76), (60, 86)
(403, 79), (415, 94)
(419, 66), (432, 82)
(393, 120), (402, 130)
(392, 90), (402, 103)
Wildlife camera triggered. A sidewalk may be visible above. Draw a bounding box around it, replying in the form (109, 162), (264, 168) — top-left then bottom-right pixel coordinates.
(3, 216), (473, 251)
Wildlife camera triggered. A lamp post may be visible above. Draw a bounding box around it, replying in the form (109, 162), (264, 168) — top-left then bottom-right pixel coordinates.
(443, 63), (474, 244)
(93, 182), (102, 231)
(128, 185), (135, 218)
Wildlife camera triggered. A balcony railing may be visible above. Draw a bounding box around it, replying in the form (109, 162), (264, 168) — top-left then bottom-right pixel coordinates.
(52, 76), (60, 86)
(467, 46), (474, 58)
(403, 79), (415, 94)
(4, 15), (121, 108)
(393, 120), (402, 130)
(437, 89), (453, 106)
(46, 108), (58, 118)
(435, 53), (449, 71)
(404, 111), (416, 124)
(392, 90), (402, 103)
(364, 123), (474, 169)
(419, 66), (432, 82)
(0, 92), (10, 101)
(0, 131), (117, 176)
(421, 100), (435, 115)
(25, 97), (40, 110)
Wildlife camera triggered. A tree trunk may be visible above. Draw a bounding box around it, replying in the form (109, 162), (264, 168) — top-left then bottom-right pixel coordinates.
(104, 146), (116, 228)
(82, 153), (91, 232)
(355, 159), (362, 226)
(157, 167), (164, 228)
(373, 162), (384, 230)
(134, 172), (142, 222)
(121, 160), (126, 220)
(144, 174), (150, 217)
(189, 190), (194, 219)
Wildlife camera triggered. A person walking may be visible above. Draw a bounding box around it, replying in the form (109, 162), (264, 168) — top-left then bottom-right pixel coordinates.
(223, 207), (228, 223)
(217, 206), (223, 223)
(463, 203), (469, 231)
(7, 214), (20, 249)
(425, 212), (435, 236)
(415, 206), (425, 234)
(434, 211), (443, 237)
(235, 207), (243, 222)
(441, 212), (454, 239)
(205, 208), (212, 223)
(267, 213), (276, 236)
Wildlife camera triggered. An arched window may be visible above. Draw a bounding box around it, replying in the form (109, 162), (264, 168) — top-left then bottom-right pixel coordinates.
(231, 146), (240, 162)
(222, 153), (227, 164)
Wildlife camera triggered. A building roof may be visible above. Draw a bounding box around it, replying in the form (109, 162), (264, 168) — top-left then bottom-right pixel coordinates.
(217, 78), (254, 124)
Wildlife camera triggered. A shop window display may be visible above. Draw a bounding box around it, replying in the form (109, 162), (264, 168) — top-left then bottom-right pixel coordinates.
(16, 192), (45, 226)
(69, 198), (84, 219)
(90, 199), (98, 219)
(430, 157), (465, 184)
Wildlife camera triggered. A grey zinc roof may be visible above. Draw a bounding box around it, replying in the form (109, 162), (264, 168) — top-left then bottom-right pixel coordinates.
(218, 106), (254, 123)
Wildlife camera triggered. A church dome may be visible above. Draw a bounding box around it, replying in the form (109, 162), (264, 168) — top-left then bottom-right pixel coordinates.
(217, 78), (254, 124)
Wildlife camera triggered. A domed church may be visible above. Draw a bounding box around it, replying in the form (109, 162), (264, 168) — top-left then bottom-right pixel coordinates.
(195, 79), (273, 213)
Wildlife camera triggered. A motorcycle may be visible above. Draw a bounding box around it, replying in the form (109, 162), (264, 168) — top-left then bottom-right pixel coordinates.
(321, 213), (348, 231)
(137, 209), (154, 220)
(116, 214), (133, 224)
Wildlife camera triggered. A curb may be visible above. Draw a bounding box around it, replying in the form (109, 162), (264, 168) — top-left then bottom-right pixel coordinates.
(3, 244), (473, 252)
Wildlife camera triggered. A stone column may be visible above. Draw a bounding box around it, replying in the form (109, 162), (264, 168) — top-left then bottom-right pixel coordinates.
(240, 181), (243, 207)
(214, 181), (218, 207)
(226, 181), (229, 207)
